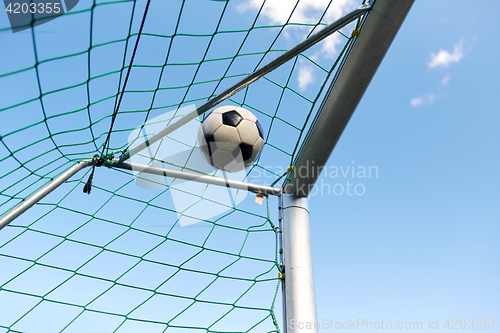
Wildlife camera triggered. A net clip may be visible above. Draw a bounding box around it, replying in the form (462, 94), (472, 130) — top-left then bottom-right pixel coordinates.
(255, 192), (265, 205)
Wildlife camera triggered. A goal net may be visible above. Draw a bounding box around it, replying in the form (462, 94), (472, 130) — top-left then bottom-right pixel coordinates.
(0, 0), (359, 331)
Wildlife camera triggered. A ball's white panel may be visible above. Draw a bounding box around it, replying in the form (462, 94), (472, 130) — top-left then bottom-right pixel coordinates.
(202, 112), (223, 135)
(224, 149), (245, 172)
(234, 106), (257, 122)
(211, 149), (237, 170)
(225, 160), (245, 172)
(251, 137), (264, 161)
(213, 125), (241, 146)
(210, 142), (238, 157)
(236, 119), (260, 145)
(211, 105), (237, 114)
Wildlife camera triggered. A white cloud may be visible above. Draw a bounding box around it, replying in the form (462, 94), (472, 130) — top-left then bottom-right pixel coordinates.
(428, 40), (465, 69)
(410, 94), (435, 108)
(441, 74), (450, 86)
(316, 33), (343, 60)
(298, 64), (315, 91)
(237, 0), (356, 89)
(410, 97), (424, 108)
(237, 0), (355, 26)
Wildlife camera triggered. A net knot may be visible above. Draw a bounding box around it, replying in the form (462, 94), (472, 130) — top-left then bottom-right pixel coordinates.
(83, 154), (108, 194)
(101, 152), (115, 164)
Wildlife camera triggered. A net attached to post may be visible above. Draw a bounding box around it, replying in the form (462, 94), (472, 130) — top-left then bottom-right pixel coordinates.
(0, 0), (359, 331)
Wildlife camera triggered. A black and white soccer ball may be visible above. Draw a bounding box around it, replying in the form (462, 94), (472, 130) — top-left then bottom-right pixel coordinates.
(198, 105), (265, 172)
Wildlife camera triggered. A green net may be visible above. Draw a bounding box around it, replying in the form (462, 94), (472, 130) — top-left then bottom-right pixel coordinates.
(0, 0), (357, 331)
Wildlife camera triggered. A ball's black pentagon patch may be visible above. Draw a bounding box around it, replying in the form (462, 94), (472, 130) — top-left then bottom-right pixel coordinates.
(204, 134), (215, 143)
(239, 142), (253, 161)
(255, 119), (264, 139)
(222, 110), (243, 127)
(204, 134), (216, 156)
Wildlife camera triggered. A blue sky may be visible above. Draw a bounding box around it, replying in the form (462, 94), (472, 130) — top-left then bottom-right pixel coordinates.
(0, 0), (499, 332)
(309, 0), (500, 331)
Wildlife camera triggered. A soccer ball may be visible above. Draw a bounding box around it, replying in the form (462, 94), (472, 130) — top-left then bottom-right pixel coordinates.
(198, 105), (265, 172)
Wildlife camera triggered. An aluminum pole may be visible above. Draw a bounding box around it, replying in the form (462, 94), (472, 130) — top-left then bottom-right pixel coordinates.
(282, 194), (317, 332)
(118, 3), (371, 164)
(0, 160), (92, 231)
(109, 160), (282, 197)
(285, 0), (415, 196)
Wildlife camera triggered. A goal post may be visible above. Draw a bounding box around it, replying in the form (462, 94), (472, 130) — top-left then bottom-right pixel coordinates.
(280, 0), (414, 332)
(281, 194), (316, 333)
(286, 0), (416, 197)
(0, 161), (92, 231)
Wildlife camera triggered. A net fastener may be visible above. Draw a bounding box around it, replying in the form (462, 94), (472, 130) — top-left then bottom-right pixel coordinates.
(255, 192), (265, 205)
